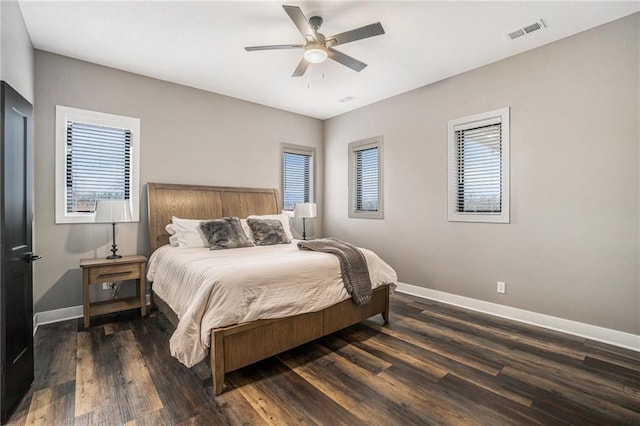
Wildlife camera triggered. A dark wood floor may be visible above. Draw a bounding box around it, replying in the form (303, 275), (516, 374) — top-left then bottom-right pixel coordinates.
(7, 292), (640, 425)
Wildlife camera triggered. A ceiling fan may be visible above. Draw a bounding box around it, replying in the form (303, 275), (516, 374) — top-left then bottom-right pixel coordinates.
(245, 5), (385, 77)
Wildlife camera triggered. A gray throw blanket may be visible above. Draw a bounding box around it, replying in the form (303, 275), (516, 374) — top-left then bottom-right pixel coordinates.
(297, 238), (372, 305)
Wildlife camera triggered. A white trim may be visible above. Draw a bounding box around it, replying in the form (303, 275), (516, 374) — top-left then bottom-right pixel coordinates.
(34, 289), (640, 353)
(447, 107), (510, 224)
(281, 142), (316, 211)
(33, 295), (152, 334)
(396, 282), (640, 352)
(348, 136), (384, 219)
(55, 105), (141, 224)
(33, 305), (83, 335)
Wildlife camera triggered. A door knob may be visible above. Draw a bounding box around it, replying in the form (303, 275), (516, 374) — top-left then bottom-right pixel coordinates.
(25, 253), (42, 262)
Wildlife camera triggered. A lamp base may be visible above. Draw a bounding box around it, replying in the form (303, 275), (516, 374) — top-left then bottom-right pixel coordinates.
(302, 218), (307, 240)
(106, 222), (121, 259)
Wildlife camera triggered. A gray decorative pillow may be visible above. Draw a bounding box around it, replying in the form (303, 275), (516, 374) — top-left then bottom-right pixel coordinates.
(247, 218), (291, 246)
(200, 217), (254, 250)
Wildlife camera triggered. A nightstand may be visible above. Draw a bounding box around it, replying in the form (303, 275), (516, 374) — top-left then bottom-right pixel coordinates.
(80, 255), (147, 328)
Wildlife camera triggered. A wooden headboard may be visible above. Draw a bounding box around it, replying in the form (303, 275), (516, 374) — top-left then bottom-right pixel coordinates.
(147, 182), (280, 253)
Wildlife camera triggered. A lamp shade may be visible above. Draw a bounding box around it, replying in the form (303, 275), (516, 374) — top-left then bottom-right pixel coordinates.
(94, 199), (133, 223)
(294, 203), (317, 219)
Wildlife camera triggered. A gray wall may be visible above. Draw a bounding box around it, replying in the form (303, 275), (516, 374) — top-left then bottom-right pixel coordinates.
(324, 14), (639, 334)
(0, 0), (34, 102)
(32, 13), (640, 336)
(33, 51), (323, 312)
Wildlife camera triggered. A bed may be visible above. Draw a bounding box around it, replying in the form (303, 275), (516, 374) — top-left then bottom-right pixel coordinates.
(146, 182), (395, 395)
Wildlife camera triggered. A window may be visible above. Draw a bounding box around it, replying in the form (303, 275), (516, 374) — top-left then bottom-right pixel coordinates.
(55, 106), (140, 224)
(448, 107), (509, 223)
(281, 144), (315, 211)
(349, 136), (383, 219)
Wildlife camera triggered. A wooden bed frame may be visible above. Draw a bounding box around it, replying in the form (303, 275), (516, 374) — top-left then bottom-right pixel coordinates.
(146, 182), (390, 395)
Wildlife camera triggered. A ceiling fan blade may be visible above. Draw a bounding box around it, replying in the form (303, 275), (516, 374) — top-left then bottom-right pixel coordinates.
(328, 22), (385, 47)
(292, 58), (309, 77)
(245, 44), (304, 51)
(282, 5), (316, 41)
(327, 48), (367, 72)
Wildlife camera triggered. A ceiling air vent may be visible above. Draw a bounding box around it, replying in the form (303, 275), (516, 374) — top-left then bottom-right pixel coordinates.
(507, 19), (546, 40)
(338, 96), (355, 103)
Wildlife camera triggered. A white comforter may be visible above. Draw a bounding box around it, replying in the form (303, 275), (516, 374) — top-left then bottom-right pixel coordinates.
(147, 241), (398, 367)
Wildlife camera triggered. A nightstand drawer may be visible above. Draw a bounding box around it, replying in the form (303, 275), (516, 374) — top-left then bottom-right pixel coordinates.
(89, 263), (141, 284)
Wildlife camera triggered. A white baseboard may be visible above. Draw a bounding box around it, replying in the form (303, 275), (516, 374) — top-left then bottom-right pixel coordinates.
(34, 288), (639, 353)
(33, 305), (83, 335)
(396, 282), (640, 352)
(33, 294), (152, 335)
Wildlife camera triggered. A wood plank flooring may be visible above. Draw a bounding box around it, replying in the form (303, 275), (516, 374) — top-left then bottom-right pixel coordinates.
(7, 292), (640, 425)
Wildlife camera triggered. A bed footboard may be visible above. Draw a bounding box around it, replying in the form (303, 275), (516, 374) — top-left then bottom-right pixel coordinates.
(209, 284), (390, 395)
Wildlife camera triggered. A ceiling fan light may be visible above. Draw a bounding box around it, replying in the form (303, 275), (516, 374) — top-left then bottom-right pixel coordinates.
(304, 45), (327, 63)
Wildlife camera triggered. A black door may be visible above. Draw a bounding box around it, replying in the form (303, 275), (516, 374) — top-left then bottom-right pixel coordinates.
(1, 81), (35, 423)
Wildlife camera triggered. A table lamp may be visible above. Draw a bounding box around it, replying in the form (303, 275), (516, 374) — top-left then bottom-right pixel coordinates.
(95, 199), (132, 259)
(294, 203), (317, 240)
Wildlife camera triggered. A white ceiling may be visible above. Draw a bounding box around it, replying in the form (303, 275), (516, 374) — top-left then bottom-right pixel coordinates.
(18, 1), (639, 120)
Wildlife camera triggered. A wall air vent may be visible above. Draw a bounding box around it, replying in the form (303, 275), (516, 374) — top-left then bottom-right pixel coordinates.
(507, 19), (546, 40)
(338, 96), (355, 103)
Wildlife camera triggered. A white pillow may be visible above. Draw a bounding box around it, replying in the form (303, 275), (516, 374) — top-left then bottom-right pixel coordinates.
(165, 223), (176, 235)
(169, 234), (179, 246)
(171, 216), (208, 248)
(247, 213), (294, 240)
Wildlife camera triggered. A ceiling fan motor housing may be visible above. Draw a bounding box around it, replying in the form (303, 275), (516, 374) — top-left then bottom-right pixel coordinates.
(309, 16), (323, 32)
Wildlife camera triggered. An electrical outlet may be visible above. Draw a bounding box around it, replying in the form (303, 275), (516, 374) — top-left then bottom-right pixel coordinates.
(102, 282), (112, 291)
(497, 281), (506, 294)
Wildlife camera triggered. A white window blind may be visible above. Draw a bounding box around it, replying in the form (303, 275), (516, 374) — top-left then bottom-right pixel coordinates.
(448, 108), (509, 223)
(354, 147), (379, 212)
(349, 137), (383, 219)
(55, 105), (140, 224)
(455, 123), (502, 213)
(66, 121), (131, 213)
(282, 146), (314, 211)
